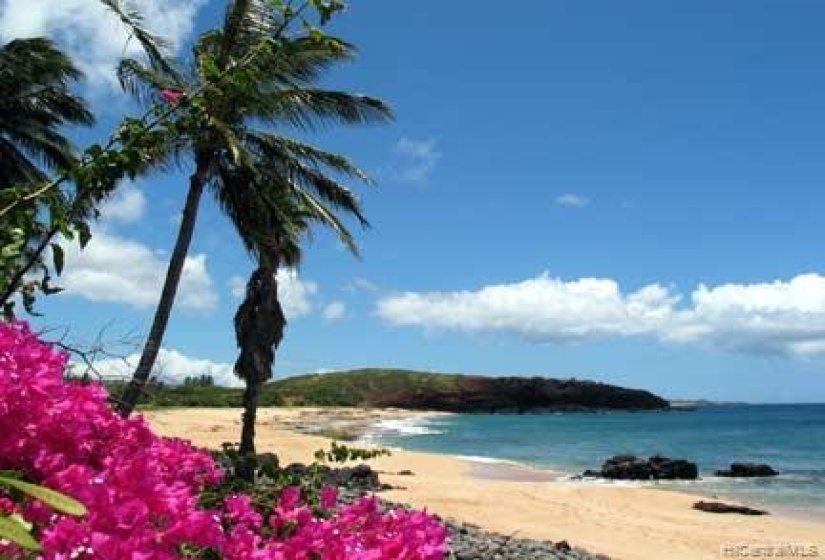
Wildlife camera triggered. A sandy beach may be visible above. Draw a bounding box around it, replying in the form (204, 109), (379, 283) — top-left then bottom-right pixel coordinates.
(144, 407), (825, 560)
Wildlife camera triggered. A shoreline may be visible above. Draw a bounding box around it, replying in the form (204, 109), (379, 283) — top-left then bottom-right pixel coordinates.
(454, 454), (825, 523)
(143, 407), (825, 560)
(355, 410), (825, 523)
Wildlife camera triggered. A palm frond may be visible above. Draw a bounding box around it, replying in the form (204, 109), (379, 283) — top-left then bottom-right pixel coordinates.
(254, 89), (392, 131)
(246, 135), (369, 227)
(211, 162), (307, 264)
(118, 58), (183, 106)
(0, 138), (50, 188)
(246, 132), (372, 183)
(219, 0), (281, 66)
(0, 38), (92, 189)
(249, 37), (358, 87)
(289, 186), (360, 257)
(97, 0), (181, 81)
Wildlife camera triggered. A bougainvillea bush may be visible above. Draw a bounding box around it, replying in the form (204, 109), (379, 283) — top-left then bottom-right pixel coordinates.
(0, 321), (447, 559)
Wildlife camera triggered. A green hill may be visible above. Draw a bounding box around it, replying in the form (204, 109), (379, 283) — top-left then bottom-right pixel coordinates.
(109, 368), (669, 412)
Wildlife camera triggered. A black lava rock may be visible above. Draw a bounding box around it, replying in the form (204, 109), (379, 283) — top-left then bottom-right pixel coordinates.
(587, 455), (698, 481)
(714, 463), (778, 477)
(693, 501), (768, 515)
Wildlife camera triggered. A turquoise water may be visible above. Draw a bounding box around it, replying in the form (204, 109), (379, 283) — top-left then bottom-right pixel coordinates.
(363, 404), (825, 516)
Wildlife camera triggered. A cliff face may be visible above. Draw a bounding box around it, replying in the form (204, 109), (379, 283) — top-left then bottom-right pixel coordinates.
(272, 370), (670, 413)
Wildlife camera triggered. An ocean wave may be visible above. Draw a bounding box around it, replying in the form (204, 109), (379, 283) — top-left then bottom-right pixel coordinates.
(363, 417), (445, 438)
(453, 455), (520, 466)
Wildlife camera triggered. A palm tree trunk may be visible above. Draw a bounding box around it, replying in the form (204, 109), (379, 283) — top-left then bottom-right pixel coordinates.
(116, 162), (208, 417)
(234, 255), (286, 481)
(237, 378), (261, 481)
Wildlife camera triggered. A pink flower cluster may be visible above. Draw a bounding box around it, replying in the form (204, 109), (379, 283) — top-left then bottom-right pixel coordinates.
(222, 488), (447, 559)
(0, 322), (447, 559)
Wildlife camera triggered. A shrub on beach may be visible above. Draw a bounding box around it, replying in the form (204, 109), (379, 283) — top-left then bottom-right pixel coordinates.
(0, 321), (447, 559)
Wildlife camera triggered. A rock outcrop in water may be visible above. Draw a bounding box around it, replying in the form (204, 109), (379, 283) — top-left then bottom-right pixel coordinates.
(715, 463), (778, 477)
(583, 455), (698, 480)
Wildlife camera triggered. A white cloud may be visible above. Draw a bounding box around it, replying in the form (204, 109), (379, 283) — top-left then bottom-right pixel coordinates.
(228, 275), (246, 299)
(376, 272), (825, 358)
(555, 193), (590, 208)
(322, 301), (346, 321)
(99, 182), (145, 224)
(394, 138), (441, 184)
(60, 230), (218, 312)
(228, 270), (318, 319)
(88, 348), (242, 388)
(345, 277), (379, 293)
(0, 0), (206, 89)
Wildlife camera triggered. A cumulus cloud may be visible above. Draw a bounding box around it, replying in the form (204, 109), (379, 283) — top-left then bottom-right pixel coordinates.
(228, 270), (318, 319)
(322, 301), (346, 321)
(394, 138), (441, 184)
(376, 272), (825, 358)
(98, 182), (145, 224)
(0, 0), (206, 89)
(555, 193), (590, 208)
(60, 230), (218, 312)
(87, 348), (242, 387)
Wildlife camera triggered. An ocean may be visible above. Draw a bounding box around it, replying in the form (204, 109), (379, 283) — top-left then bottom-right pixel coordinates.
(360, 404), (825, 517)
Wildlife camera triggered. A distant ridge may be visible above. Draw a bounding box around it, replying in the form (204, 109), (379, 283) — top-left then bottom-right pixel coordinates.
(111, 368), (670, 412)
(270, 369), (670, 413)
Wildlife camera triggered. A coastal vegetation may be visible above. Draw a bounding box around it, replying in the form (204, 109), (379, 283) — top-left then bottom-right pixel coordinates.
(103, 368), (670, 412)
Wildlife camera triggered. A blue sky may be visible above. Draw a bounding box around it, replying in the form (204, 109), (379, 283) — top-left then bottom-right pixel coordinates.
(4, 0), (825, 402)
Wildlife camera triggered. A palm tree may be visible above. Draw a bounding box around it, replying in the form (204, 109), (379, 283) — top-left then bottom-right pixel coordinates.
(0, 1), (182, 315)
(0, 0), (178, 189)
(115, 0), (391, 417)
(0, 38), (92, 318)
(226, 160), (369, 477)
(0, 37), (93, 189)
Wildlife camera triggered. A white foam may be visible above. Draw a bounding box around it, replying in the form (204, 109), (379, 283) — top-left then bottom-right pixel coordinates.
(454, 455), (520, 466)
(362, 417), (445, 440)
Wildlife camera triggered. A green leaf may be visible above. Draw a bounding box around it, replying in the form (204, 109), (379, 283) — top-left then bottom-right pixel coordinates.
(0, 514), (40, 551)
(77, 222), (92, 248)
(0, 477), (86, 517)
(50, 243), (64, 275)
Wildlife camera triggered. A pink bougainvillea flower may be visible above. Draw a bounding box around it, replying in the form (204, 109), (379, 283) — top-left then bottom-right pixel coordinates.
(158, 88), (184, 105)
(0, 321), (448, 559)
(320, 485), (338, 510)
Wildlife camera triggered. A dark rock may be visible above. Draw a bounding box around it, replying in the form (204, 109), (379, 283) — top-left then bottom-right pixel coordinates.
(649, 455), (698, 480)
(587, 455), (698, 480)
(283, 462), (308, 478)
(257, 452), (279, 468)
(278, 463), (382, 491)
(555, 540), (572, 551)
(397, 469), (415, 476)
(601, 455), (653, 480)
(351, 463), (380, 487)
(326, 463), (380, 489)
(693, 501), (768, 515)
(715, 463), (778, 477)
